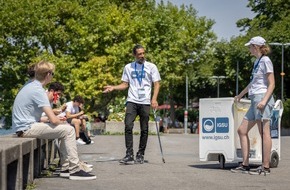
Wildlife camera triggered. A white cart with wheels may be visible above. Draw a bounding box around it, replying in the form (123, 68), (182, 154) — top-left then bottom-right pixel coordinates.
(199, 97), (283, 169)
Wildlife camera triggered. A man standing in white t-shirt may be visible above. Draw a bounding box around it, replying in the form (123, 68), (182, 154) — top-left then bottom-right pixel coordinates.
(103, 44), (161, 164)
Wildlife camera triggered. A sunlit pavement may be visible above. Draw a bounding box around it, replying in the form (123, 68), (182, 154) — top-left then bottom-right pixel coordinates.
(34, 134), (290, 190)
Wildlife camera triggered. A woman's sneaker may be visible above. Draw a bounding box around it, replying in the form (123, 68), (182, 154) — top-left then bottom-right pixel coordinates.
(119, 154), (134, 164)
(231, 164), (250, 173)
(69, 170), (96, 180)
(249, 166), (270, 175)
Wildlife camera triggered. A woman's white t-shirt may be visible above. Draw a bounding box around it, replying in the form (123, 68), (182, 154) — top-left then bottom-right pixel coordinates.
(248, 56), (274, 95)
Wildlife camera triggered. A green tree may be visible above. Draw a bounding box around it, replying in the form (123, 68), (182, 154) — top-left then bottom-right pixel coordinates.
(0, 0), (218, 127)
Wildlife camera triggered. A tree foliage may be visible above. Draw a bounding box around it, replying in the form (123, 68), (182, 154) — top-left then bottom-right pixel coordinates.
(0, 0), (217, 127)
(2, 0), (290, 128)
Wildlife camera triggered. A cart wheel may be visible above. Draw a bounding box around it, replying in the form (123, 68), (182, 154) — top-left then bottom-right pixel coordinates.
(218, 154), (225, 169)
(270, 151), (279, 168)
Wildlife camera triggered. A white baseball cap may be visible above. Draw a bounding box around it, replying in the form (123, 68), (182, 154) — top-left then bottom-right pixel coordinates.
(244, 36), (266, 46)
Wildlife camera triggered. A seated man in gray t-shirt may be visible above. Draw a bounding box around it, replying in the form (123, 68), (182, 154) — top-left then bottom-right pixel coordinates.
(12, 60), (96, 181)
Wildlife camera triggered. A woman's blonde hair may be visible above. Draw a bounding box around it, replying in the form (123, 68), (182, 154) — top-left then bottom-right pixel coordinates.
(256, 44), (271, 55)
(34, 60), (55, 81)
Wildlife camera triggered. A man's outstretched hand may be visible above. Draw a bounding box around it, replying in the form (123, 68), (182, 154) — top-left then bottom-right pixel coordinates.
(103, 85), (114, 93)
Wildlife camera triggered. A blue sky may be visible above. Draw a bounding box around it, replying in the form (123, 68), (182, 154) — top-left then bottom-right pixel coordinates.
(157, 0), (255, 41)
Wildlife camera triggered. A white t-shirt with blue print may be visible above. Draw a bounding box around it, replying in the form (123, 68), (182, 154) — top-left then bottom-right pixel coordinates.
(121, 61), (161, 105)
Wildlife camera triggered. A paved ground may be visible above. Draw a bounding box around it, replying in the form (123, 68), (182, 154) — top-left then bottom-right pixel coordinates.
(34, 134), (290, 190)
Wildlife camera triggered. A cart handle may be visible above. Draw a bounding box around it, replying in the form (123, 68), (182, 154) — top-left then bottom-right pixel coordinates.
(274, 99), (283, 110)
(273, 99), (284, 117)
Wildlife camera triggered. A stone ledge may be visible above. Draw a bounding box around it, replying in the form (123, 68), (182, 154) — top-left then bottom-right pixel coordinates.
(0, 136), (52, 190)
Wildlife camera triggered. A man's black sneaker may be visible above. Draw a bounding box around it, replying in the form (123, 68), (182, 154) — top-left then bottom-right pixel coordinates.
(135, 153), (144, 164)
(230, 164), (250, 174)
(69, 170), (96, 180)
(119, 154), (134, 164)
(249, 166), (270, 175)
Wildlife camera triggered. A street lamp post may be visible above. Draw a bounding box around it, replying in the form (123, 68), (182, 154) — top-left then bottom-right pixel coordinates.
(184, 58), (194, 134)
(211, 76), (226, 97)
(269, 42), (290, 101)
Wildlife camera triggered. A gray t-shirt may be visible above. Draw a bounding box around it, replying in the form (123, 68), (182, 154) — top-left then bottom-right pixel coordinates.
(121, 61), (161, 105)
(12, 80), (51, 132)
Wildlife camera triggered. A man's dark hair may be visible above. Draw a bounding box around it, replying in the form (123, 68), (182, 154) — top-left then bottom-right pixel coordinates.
(132, 44), (144, 55)
(73, 95), (85, 104)
(48, 82), (65, 92)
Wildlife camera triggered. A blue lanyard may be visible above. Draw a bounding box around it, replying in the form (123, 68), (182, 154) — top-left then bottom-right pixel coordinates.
(135, 62), (144, 86)
(250, 55), (263, 82)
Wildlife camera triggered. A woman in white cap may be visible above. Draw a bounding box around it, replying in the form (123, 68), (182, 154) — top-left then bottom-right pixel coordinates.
(231, 36), (275, 175)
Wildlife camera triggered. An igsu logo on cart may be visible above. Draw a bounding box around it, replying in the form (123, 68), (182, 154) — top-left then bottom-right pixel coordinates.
(202, 117), (229, 133)
(202, 118), (215, 133)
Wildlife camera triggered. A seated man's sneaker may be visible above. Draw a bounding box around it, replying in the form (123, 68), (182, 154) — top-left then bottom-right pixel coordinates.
(79, 162), (93, 172)
(69, 170), (96, 180)
(119, 154), (134, 164)
(76, 138), (86, 145)
(80, 161), (93, 168)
